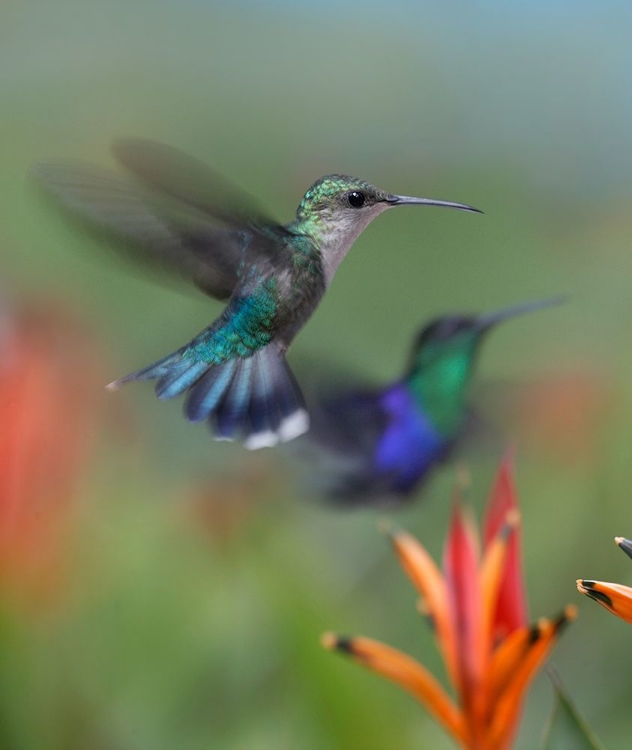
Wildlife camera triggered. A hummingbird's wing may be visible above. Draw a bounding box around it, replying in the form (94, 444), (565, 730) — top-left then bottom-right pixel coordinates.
(34, 161), (240, 299)
(286, 354), (403, 503)
(292, 352), (385, 458)
(310, 389), (389, 457)
(33, 141), (295, 301)
(112, 138), (299, 283)
(292, 385), (408, 505)
(111, 138), (278, 230)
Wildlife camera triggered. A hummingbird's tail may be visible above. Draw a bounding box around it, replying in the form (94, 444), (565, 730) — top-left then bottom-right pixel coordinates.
(108, 345), (309, 449)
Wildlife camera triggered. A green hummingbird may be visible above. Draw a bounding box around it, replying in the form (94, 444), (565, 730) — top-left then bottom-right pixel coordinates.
(302, 298), (562, 504)
(34, 139), (480, 448)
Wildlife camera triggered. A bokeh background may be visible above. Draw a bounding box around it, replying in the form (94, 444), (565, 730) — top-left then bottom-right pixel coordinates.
(2, 1), (632, 747)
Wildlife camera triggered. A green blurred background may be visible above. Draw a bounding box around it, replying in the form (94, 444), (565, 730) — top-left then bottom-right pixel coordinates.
(2, 1), (632, 747)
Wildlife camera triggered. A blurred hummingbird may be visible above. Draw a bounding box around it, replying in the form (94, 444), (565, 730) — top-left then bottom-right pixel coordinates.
(302, 298), (562, 504)
(34, 139), (480, 448)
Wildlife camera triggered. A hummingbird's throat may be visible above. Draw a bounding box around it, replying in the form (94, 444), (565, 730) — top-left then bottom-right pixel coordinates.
(318, 205), (390, 285)
(408, 348), (477, 436)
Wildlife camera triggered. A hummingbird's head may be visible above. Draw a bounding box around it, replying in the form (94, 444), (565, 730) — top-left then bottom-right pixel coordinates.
(294, 174), (481, 283)
(411, 315), (481, 372)
(295, 175), (392, 231)
(405, 298), (563, 435)
(410, 298), (565, 373)
(296, 174), (481, 228)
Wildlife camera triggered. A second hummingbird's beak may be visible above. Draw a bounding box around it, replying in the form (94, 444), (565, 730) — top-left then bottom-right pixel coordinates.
(475, 296), (566, 332)
(386, 194), (483, 214)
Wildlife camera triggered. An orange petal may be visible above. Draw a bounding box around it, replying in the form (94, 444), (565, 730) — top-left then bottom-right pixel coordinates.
(321, 632), (466, 743)
(479, 513), (521, 725)
(480, 510), (520, 658)
(488, 622), (540, 707)
(486, 605), (577, 750)
(388, 528), (458, 686)
(577, 579), (632, 623)
(483, 455), (528, 639)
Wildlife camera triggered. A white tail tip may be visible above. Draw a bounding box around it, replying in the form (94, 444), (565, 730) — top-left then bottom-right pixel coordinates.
(243, 409), (310, 451)
(279, 409), (310, 443)
(244, 431), (279, 450)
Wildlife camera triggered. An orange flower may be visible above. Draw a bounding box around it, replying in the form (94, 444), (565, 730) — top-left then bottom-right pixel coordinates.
(322, 458), (577, 750)
(0, 300), (104, 604)
(577, 537), (632, 624)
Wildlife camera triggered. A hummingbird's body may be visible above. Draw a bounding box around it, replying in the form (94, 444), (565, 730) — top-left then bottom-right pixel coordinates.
(306, 299), (560, 502)
(35, 140), (479, 448)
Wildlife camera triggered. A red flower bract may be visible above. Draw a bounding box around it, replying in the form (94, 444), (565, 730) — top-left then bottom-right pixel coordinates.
(323, 456), (577, 750)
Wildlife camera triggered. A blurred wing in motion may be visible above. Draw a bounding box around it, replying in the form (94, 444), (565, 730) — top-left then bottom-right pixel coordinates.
(111, 138), (275, 228)
(296, 382), (456, 507)
(33, 139), (294, 300)
(297, 387), (396, 504)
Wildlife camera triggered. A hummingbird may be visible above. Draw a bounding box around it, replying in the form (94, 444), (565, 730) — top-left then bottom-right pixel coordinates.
(301, 298), (562, 504)
(34, 139), (480, 448)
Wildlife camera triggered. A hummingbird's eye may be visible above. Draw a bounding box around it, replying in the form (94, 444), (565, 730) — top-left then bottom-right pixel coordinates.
(347, 191), (366, 208)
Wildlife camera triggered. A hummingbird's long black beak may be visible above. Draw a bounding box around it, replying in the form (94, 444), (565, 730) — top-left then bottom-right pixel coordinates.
(475, 296), (566, 332)
(386, 194), (483, 214)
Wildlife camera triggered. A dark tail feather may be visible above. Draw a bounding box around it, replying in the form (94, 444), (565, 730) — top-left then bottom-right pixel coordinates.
(213, 357), (256, 440)
(184, 359), (238, 422)
(109, 344), (309, 448)
(249, 353), (280, 438)
(155, 360), (209, 400)
(212, 347), (309, 448)
(107, 349), (208, 399)
(276, 360), (307, 425)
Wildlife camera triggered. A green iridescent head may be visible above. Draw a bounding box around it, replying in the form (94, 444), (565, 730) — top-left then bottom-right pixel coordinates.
(410, 315), (482, 373)
(404, 298), (562, 435)
(295, 175), (395, 221)
(409, 298), (564, 376)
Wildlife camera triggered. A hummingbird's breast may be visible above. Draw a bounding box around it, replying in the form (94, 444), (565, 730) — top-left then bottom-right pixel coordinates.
(375, 384), (450, 493)
(273, 235), (326, 348)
